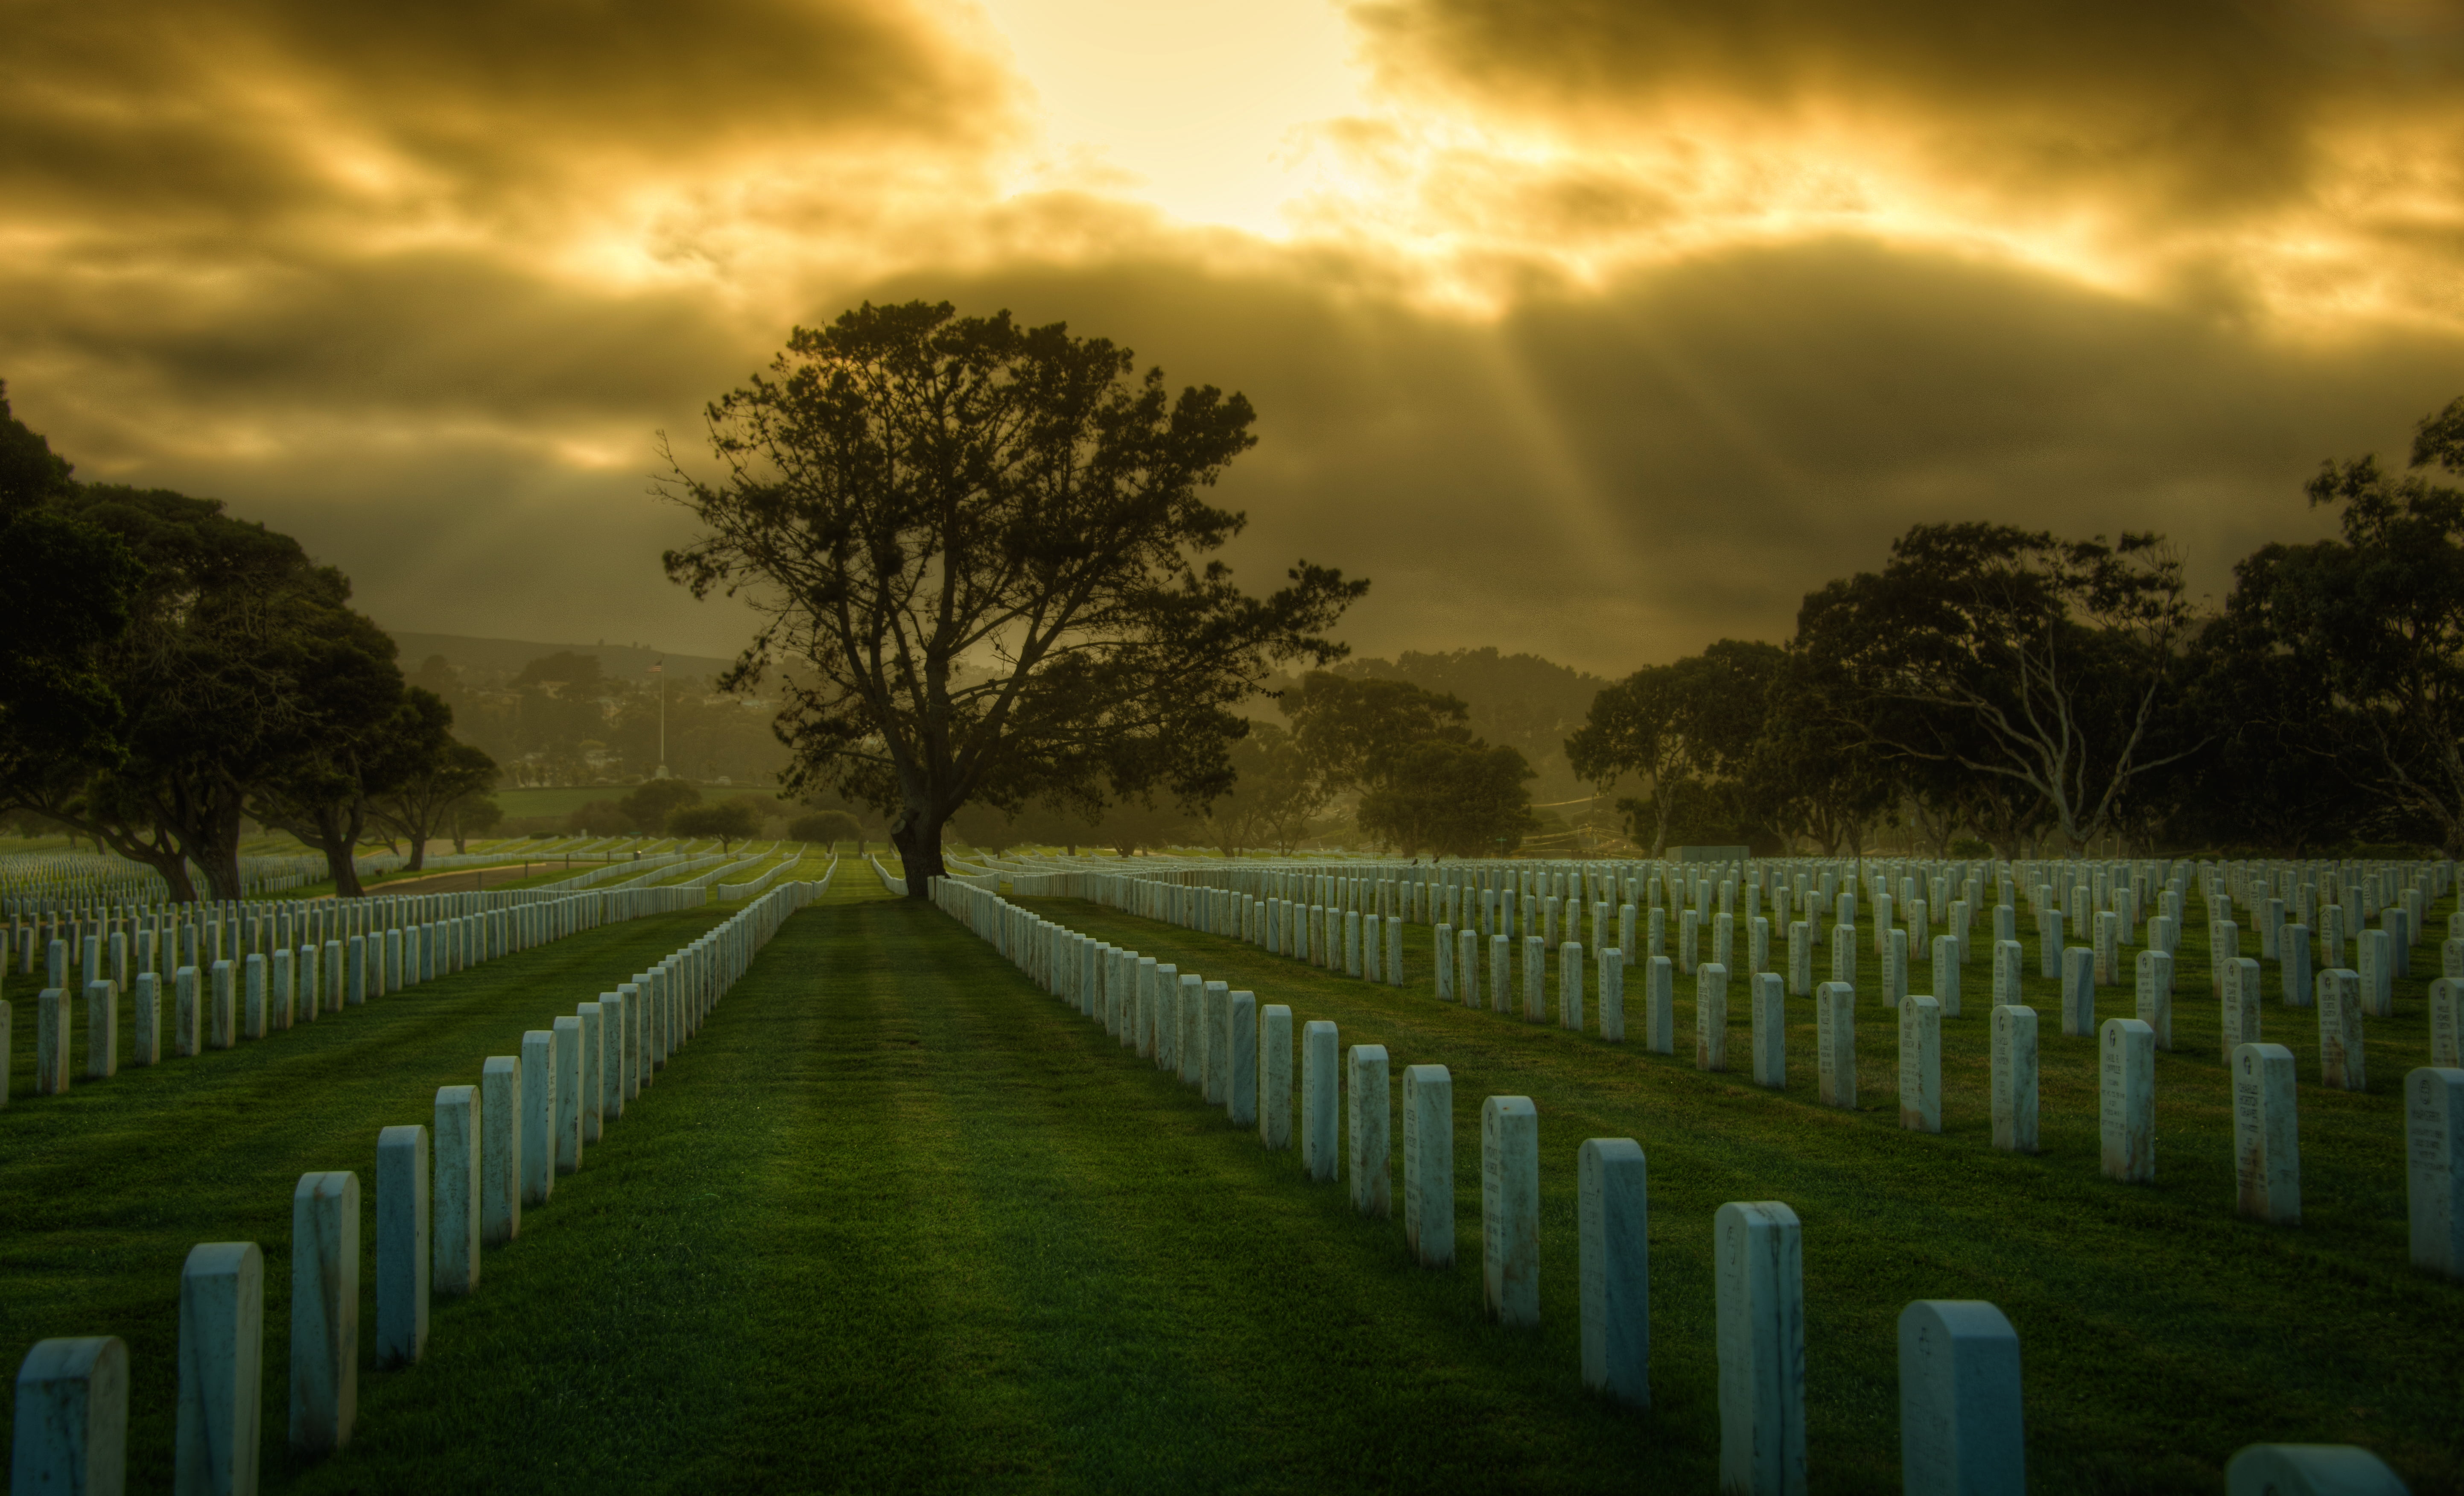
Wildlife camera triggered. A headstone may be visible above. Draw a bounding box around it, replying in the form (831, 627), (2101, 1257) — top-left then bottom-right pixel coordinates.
(2318, 969), (2366, 1091)
(1227, 991), (1257, 1128)
(2433, 979), (2462, 1067)
(1715, 1200), (1807, 1496)
(1522, 935), (1546, 1021)
(1259, 1005), (1293, 1149)
(576, 1003), (605, 1144)
(12, 1336), (128, 1496)
(83, 980), (117, 1080)
(2058, 947), (2094, 1037)
(2233, 1043), (2301, 1224)
(289, 1171), (359, 1453)
(1482, 1096), (1540, 1327)
(433, 1085), (481, 1294)
(209, 960), (234, 1050)
(1203, 981), (1229, 1104)
(1403, 1064), (1454, 1268)
(520, 1030), (556, 1207)
(1900, 994), (1942, 1134)
(1177, 975), (1203, 1087)
(2134, 949), (2173, 1051)
(2100, 1019), (2155, 1184)
(1348, 1045), (1391, 1217)
(1932, 935), (1961, 1017)
(1818, 981), (1855, 1109)
(376, 1125), (430, 1367)
(1750, 973), (1785, 1090)
(1435, 924), (1455, 1002)
(552, 1017), (584, 1173)
(1832, 923), (1858, 988)
(2360, 928), (2392, 1017)
(1991, 1005), (2039, 1153)
(35, 987), (71, 1096)
(1579, 1137), (1650, 1408)
(2408, 1066), (2464, 1278)
(176, 1243), (262, 1496)
(2223, 1445), (2409, 1496)
(1456, 929), (1480, 1009)
(479, 1056), (521, 1245)
(1302, 1021), (1338, 1183)
(1599, 948), (1626, 1042)
(2282, 924), (2312, 1008)
(1788, 921), (1811, 996)
(1898, 1300), (2025, 1496)
(2223, 956), (2263, 1060)
(1993, 940), (2022, 1009)
(1696, 962), (1730, 1072)
(1560, 941), (1585, 1031)
(1647, 955), (1676, 1054)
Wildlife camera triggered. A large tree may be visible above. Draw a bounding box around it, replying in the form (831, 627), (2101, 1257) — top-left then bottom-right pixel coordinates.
(370, 697), (501, 869)
(662, 301), (1364, 893)
(0, 386), (143, 818)
(1792, 523), (2201, 853)
(2214, 397), (2464, 851)
(1279, 671), (1471, 795)
(1354, 738), (1538, 858)
(1565, 639), (1782, 855)
(52, 485), (401, 899)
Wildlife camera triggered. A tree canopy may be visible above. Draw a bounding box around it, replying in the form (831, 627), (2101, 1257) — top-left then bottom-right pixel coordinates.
(663, 300), (1363, 892)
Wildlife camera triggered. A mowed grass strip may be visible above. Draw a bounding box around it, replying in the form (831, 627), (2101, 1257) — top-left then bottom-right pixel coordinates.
(0, 906), (727, 1490)
(1022, 894), (2464, 1496)
(229, 895), (1692, 1494)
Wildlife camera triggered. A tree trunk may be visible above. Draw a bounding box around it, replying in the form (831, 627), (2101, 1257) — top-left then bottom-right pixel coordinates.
(406, 830), (428, 871)
(892, 803), (949, 897)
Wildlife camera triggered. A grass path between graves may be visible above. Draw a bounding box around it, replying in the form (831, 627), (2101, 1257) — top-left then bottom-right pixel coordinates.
(0, 904), (730, 1491)
(1015, 895), (2464, 1496)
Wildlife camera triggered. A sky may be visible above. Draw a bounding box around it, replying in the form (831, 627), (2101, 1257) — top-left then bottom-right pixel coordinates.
(5, 0), (2461, 678)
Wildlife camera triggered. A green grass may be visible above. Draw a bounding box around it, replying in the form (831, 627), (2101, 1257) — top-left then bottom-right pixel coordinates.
(4, 881), (2458, 1493)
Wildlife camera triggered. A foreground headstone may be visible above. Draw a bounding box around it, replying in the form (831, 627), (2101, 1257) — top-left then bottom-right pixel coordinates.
(2224, 1444), (2408, 1496)
(2100, 1019), (2155, 1183)
(1482, 1096), (1539, 1327)
(576, 1002), (605, 1144)
(1716, 1200), (1807, 1496)
(1900, 995), (1942, 1134)
(2432, 979), (2461, 1067)
(1303, 1021), (1338, 1183)
(2233, 1043), (2301, 1225)
(1818, 981), (1856, 1109)
(479, 1057), (520, 1245)
(1259, 1005), (1293, 1149)
(376, 1125), (430, 1367)
(1991, 1005), (2039, 1154)
(12, 1335), (128, 1496)
(1898, 1300), (2024, 1496)
(1579, 1138), (1650, 1408)
(552, 1017), (584, 1174)
(1403, 1064), (1454, 1268)
(2408, 1066), (2464, 1278)
(520, 1031), (556, 1208)
(290, 1171), (359, 1454)
(1349, 1045), (1392, 1217)
(177, 1242), (262, 1496)
(433, 1085), (481, 1295)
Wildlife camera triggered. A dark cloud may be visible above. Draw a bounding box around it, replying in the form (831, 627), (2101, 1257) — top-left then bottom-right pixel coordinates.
(1352, 0), (2464, 222)
(0, 0), (1014, 234)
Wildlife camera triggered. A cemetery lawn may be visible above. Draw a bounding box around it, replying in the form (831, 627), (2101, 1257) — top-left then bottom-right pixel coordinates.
(6, 885), (2460, 1493)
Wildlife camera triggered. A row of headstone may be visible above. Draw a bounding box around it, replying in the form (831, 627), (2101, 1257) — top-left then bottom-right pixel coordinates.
(6, 878), (821, 1490)
(1010, 859), (2464, 1282)
(938, 875), (2420, 1493)
(0, 884), (717, 1108)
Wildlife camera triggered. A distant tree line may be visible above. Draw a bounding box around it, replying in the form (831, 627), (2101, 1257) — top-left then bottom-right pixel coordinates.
(1567, 395), (2464, 859)
(0, 384), (499, 898)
